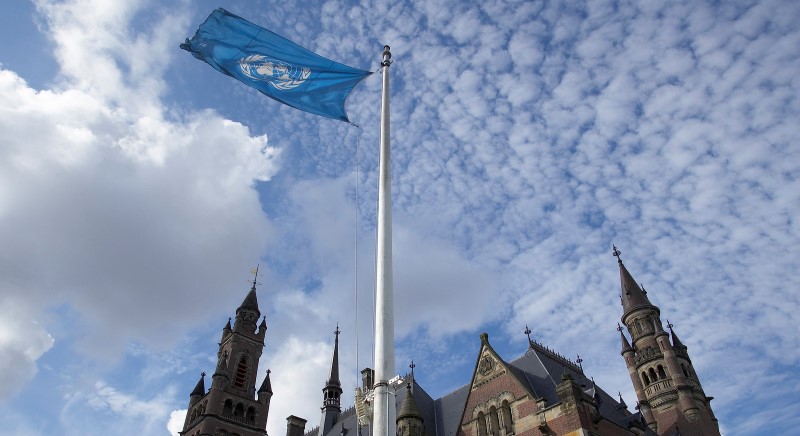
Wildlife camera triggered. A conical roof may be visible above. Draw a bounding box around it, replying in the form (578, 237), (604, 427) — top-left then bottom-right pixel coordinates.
(258, 369), (273, 394)
(397, 384), (423, 421)
(618, 324), (633, 354)
(669, 323), (687, 349)
(618, 258), (655, 317)
(190, 372), (205, 397)
(237, 287), (260, 315)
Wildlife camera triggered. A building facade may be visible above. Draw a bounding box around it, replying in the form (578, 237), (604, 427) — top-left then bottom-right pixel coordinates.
(180, 249), (720, 436)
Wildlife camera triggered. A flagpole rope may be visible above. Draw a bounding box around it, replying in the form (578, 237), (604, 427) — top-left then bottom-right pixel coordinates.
(353, 123), (362, 387)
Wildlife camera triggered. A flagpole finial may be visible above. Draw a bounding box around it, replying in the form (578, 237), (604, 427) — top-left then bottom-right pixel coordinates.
(382, 45), (392, 67)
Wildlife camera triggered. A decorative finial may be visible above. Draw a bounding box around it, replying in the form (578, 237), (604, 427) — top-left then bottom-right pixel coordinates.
(576, 354), (584, 372)
(524, 325), (533, 345)
(641, 283), (647, 295)
(612, 245), (622, 264)
(616, 322), (624, 332)
(249, 265), (262, 289)
(381, 45), (392, 67)
(201, 371), (206, 377)
(666, 320), (674, 330)
(334, 323), (341, 337)
(267, 369), (271, 374)
(409, 360), (416, 372)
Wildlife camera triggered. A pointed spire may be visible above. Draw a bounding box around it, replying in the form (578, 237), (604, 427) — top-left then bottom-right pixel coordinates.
(618, 323), (633, 354)
(224, 317), (232, 331)
(397, 383), (423, 421)
(327, 324), (341, 385)
(259, 369), (273, 394)
(319, 326), (343, 436)
(191, 372), (206, 397)
(667, 320), (686, 349)
(618, 392), (628, 409)
(613, 245), (655, 316)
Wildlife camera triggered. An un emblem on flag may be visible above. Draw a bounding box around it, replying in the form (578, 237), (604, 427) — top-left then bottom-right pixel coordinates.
(238, 55), (311, 90)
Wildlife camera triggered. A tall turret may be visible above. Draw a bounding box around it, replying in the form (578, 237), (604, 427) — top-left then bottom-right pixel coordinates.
(613, 246), (720, 436)
(318, 325), (343, 436)
(180, 268), (271, 436)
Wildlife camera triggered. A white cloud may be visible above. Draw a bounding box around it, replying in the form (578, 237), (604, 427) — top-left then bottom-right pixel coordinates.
(0, 297), (54, 400)
(266, 337), (332, 436)
(60, 380), (178, 436)
(0, 0), (282, 401)
(167, 409), (187, 436)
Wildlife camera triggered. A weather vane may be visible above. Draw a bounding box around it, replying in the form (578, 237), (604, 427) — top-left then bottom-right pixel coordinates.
(249, 264), (262, 288)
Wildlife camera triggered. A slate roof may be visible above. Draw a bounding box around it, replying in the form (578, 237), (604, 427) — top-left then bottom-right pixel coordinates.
(618, 260), (656, 318)
(308, 339), (654, 436)
(238, 287), (260, 314)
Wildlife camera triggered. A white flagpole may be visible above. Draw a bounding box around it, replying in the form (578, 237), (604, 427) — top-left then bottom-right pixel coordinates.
(372, 45), (395, 436)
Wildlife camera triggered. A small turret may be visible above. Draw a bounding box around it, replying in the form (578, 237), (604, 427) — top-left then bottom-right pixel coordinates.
(618, 323), (633, 355)
(189, 372), (205, 406)
(318, 325), (343, 436)
(668, 321), (687, 349)
(259, 369), (273, 397)
(258, 369), (273, 427)
(397, 383), (424, 436)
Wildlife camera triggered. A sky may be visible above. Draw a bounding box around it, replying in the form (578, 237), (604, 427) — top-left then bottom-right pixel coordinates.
(0, 0), (798, 435)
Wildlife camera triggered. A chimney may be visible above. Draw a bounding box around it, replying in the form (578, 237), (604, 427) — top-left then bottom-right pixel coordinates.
(286, 415), (307, 436)
(361, 368), (375, 390)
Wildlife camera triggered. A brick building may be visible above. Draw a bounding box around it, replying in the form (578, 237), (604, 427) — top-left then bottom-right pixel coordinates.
(180, 250), (720, 436)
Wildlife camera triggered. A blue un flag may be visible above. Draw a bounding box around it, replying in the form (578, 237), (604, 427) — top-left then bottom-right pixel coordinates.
(181, 8), (372, 122)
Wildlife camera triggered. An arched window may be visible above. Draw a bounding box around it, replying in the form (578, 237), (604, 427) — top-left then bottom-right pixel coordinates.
(246, 406), (256, 423)
(489, 406), (500, 436)
(223, 399), (233, 416)
(657, 365), (667, 379)
(501, 400), (514, 434)
(234, 403), (244, 417)
(477, 412), (487, 436)
(649, 368), (658, 382)
(234, 356), (249, 388)
(642, 371), (650, 385)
